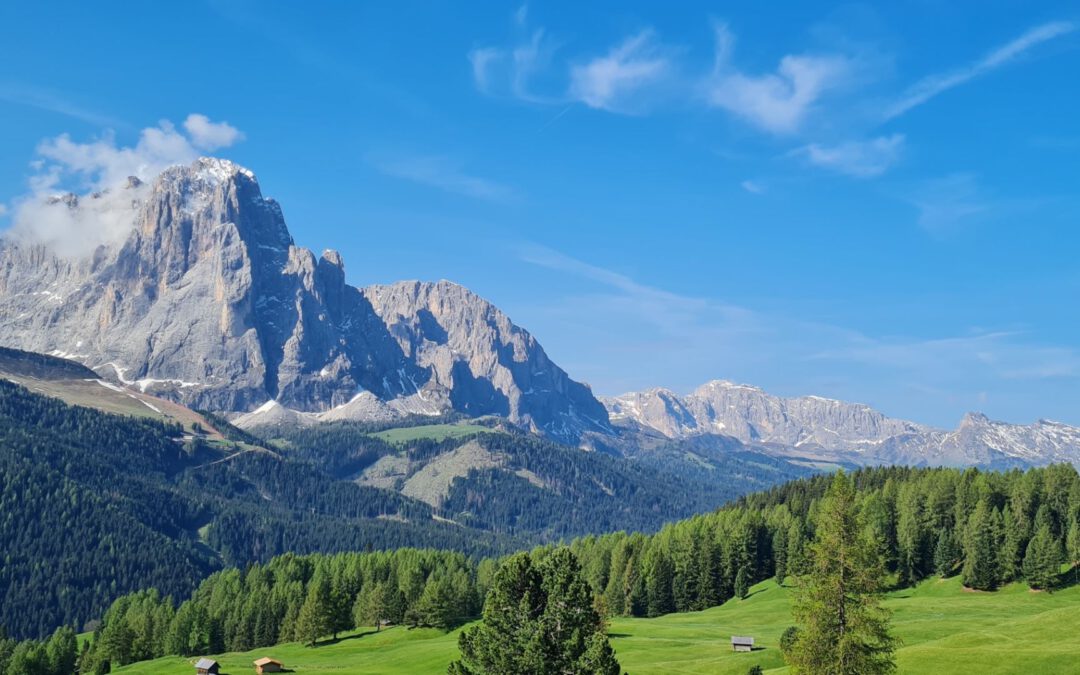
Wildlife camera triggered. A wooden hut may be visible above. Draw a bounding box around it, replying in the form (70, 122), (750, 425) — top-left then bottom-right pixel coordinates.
(195, 658), (220, 675)
(731, 636), (755, 652)
(254, 656), (285, 673)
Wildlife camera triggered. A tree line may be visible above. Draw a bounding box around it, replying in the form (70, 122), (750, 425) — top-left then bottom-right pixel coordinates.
(4, 462), (1079, 673)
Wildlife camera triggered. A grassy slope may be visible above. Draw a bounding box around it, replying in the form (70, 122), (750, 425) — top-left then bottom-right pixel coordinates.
(370, 424), (493, 444)
(112, 575), (1080, 674)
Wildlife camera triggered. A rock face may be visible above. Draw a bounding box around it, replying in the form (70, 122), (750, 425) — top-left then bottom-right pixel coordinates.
(604, 380), (1080, 467)
(0, 158), (610, 442)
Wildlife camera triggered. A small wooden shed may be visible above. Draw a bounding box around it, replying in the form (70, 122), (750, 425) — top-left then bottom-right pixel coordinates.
(254, 656), (285, 674)
(731, 636), (755, 652)
(195, 658), (220, 675)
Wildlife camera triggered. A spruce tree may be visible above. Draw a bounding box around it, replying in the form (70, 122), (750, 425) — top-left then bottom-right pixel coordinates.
(1022, 524), (1062, 591)
(932, 529), (956, 577)
(1000, 505), (1024, 582)
(1067, 519), (1080, 584)
(787, 472), (898, 675)
(645, 552), (675, 617)
(296, 575), (332, 647)
(449, 549), (620, 675)
(773, 529), (788, 586)
(734, 566), (750, 600)
(962, 501), (1000, 591)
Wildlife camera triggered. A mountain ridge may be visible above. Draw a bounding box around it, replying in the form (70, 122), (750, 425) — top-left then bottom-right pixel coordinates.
(603, 379), (1080, 467)
(0, 158), (610, 443)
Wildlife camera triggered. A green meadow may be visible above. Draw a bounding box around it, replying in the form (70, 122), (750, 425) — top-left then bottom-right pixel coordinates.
(111, 575), (1080, 674)
(369, 423), (493, 444)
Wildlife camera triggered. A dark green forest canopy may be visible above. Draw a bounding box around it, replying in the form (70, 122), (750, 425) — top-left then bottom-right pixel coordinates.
(0, 381), (511, 640)
(0, 378), (799, 642)
(27, 461), (1079, 675)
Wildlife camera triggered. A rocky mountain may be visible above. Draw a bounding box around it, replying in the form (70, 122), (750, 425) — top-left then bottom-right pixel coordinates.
(0, 158), (609, 443)
(604, 380), (1080, 467)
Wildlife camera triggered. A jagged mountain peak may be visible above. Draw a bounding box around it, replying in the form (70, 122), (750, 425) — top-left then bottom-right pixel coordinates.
(0, 157), (610, 442)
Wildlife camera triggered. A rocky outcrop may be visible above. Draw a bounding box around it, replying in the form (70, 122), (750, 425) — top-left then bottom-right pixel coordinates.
(605, 380), (1080, 467)
(0, 158), (610, 442)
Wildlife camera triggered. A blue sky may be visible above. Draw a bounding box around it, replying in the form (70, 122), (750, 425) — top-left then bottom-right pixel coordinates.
(1, 2), (1078, 428)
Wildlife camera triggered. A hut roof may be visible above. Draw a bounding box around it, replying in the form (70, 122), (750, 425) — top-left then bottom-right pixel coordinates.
(194, 658), (219, 669)
(254, 657), (283, 666)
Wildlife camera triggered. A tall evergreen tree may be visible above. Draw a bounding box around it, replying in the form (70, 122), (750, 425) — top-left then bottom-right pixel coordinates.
(773, 529), (789, 586)
(645, 553), (675, 617)
(1067, 519), (1080, 584)
(788, 472), (898, 675)
(449, 549), (620, 675)
(962, 501), (1000, 591)
(296, 576), (332, 647)
(734, 566), (750, 600)
(932, 529), (957, 577)
(1022, 524), (1062, 591)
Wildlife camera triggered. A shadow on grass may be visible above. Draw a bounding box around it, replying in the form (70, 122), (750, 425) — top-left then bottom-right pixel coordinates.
(1052, 565), (1080, 592)
(607, 633), (632, 638)
(312, 629), (381, 647)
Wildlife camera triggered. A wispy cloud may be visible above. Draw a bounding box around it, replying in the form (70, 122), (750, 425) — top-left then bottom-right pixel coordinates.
(704, 22), (852, 135)
(470, 9), (673, 113)
(3, 114), (245, 258)
(517, 243), (1080, 422)
(886, 21), (1076, 119)
(798, 134), (904, 177)
(370, 154), (515, 202)
(740, 180), (766, 195)
(909, 173), (988, 234)
(0, 83), (125, 128)
(568, 31), (672, 113)
(468, 23), (559, 105)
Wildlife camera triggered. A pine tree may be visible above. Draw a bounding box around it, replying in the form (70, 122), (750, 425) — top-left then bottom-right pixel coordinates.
(645, 552), (675, 617)
(353, 582), (385, 631)
(1022, 524), (1062, 591)
(296, 575), (332, 647)
(932, 529), (956, 577)
(449, 549), (620, 675)
(1067, 519), (1080, 584)
(1000, 505), (1024, 582)
(787, 472), (898, 675)
(786, 522), (807, 577)
(734, 566), (750, 600)
(773, 529), (789, 586)
(45, 625), (78, 675)
(962, 501), (1000, 591)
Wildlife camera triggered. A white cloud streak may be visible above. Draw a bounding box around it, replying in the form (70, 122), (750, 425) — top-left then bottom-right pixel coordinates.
(0, 83), (125, 128)
(370, 154), (515, 202)
(517, 244), (1080, 420)
(3, 114), (244, 258)
(799, 134), (905, 177)
(886, 21), (1076, 119)
(705, 22), (852, 134)
(568, 31), (672, 112)
(909, 173), (988, 234)
(740, 180), (765, 195)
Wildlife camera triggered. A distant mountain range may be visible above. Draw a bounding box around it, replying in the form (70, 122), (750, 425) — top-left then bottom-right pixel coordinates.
(2, 156), (1078, 467)
(603, 380), (1080, 468)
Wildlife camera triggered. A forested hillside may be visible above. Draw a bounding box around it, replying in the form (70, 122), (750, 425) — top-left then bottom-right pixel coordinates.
(18, 463), (1075, 674)
(267, 420), (809, 538)
(0, 381), (509, 639)
(0, 376), (803, 642)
